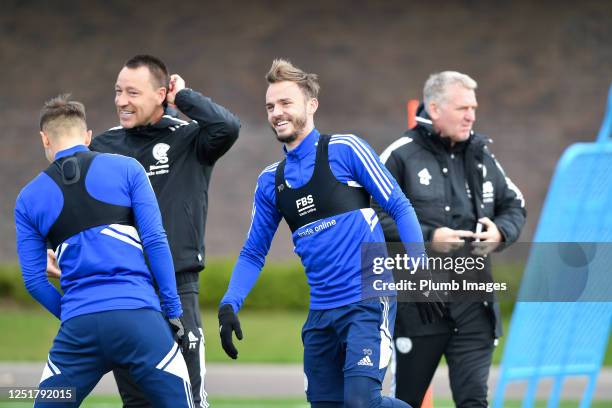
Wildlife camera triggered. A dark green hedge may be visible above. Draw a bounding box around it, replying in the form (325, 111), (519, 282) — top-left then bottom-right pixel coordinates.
(0, 260), (521, 315)
(198, 258), (310, 310)
(0, 264), (40, 305)
(0, 259), (310, 310)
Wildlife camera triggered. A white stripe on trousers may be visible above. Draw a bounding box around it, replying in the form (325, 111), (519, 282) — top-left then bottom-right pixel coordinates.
(198, 327), (209, 407)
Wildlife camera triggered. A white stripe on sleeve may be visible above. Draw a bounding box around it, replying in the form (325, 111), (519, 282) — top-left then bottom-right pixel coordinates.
(333, 135), (393, 190)
(245, 185), (258, 239)
(330, 138), (391, 201)
(380, 137), (412, 164)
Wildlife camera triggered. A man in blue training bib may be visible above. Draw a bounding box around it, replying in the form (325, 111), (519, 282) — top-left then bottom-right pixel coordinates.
(15, 95), (193, 407)
(218, 59), (424, 408)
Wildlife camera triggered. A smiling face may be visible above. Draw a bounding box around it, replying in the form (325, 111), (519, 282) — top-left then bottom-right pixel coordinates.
(265, 81), (318, 148)
(428, 83), (477, 143)
(115, 66), (166, 128)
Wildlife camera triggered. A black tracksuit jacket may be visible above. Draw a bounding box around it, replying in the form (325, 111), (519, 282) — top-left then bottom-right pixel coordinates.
(375, 106), (526, 337)
(90, 89), (240, 275)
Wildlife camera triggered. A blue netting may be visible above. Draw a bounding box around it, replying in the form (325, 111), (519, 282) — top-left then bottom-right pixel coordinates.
(493, 85), (612, 408)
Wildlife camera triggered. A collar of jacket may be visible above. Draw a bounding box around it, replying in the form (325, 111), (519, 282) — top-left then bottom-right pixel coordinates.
(283, 128), (320, 161)
(411, 103), (489, 218)
(124, 114), (181, 137)
(54, 144), (89, 161)
(411, 103), (488, 153)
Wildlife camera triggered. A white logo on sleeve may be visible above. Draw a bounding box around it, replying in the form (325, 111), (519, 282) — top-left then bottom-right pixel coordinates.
(187, 331), (199, 350)
(418, 168), (432, 186)
(483, 181), (495, 203)
(147, 143), (171, 176)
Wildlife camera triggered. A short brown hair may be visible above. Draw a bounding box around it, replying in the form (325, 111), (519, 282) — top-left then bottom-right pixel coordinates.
(39, 94), (87, 136)
(266, 59), (320, 99)
(125, 54), (170, 90)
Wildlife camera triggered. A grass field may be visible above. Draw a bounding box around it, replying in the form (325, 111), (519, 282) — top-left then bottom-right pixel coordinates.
(1, 396), (611, 407)
(1, 307), (611, 365)
(1, 307), (610, 406)
(0, 308), (308, 363)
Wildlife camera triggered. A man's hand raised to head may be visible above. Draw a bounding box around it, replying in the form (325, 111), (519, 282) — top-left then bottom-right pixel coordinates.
(166, 74), (186, 105)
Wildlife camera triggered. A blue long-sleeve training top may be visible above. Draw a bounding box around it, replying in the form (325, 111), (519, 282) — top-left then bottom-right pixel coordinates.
(15, 145), (182, 321)
(221, 129), (424, 312)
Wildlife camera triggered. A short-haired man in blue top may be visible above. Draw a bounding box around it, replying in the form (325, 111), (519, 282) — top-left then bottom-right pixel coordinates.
(15, 95), (193, 407)
(218, 60), (424, 408)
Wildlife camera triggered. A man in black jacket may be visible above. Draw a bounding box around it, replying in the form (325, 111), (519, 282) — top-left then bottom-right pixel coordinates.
(90, 55), (240, 408)
(375, 71), (525, 407)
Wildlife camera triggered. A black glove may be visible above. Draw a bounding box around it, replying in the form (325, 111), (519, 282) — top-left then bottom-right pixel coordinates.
(168, 316), (187, 351)
(413, 263), (447, 324)
(218, 304), (243, 359)
(415, 301), (447, 324)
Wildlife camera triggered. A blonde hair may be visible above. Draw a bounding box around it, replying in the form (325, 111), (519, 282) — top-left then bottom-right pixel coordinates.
(266, 59), (320, 99)
(424, 71), (477, 108)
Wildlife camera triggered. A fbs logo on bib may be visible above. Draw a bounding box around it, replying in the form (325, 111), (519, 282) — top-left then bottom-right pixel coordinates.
(147, 143), (171, 176)
(296, 194), (316, 216)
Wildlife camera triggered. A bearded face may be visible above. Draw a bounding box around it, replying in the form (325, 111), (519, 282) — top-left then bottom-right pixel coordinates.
(266, 81), (316, 147)
(270, 106), (308, 144)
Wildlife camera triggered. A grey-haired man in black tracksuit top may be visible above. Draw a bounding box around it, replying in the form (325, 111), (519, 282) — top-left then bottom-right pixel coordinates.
(90, 55), (240, 408)
(374, 71), (525, 408)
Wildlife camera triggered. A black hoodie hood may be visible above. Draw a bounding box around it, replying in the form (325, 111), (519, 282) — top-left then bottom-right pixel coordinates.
(124, 106), (185, 137)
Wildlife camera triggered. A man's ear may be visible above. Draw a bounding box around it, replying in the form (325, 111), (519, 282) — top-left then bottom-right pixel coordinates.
(158, 87), (168, 105)
(307, 98), (319, 115)
(84, 129), (93, 146)
(40, 131), (54, 163)
(427, 101), (439, 121)
(40, 131), (51, 148)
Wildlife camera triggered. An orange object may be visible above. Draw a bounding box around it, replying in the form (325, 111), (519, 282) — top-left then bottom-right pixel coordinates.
(406, 99), (419, 129)
(421, 386), (433, 408)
